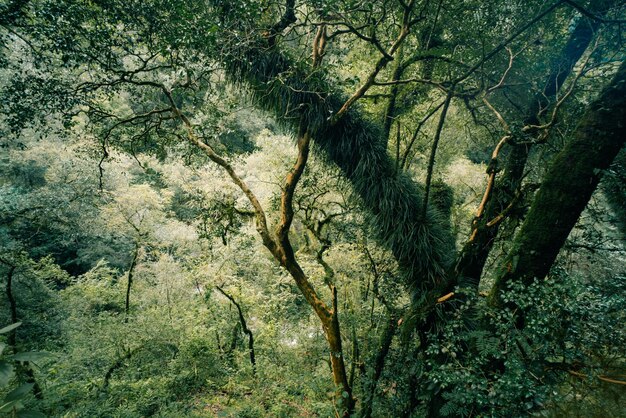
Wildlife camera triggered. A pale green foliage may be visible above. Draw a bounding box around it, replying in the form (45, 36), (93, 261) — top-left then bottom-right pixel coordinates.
(1, 1), (625, 417)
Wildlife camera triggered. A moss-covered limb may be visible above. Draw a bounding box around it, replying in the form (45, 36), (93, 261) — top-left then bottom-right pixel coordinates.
(224, 32), (455, 300)
(453, 2), (613, 288)
(490, 59), (626, 300)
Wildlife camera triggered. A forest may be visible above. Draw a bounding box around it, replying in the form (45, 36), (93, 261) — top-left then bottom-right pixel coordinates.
(0, 0), (625, 417)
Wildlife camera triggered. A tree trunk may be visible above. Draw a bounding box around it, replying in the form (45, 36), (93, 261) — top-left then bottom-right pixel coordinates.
(382, 47), (404, 145)
(602, 149), (626, 237)
(3, 263), (43, 399)
(453, 1), (613, 288)
(280, 253), (354, 416)
(5, 265), (17, 348)
(490, 59), (626, 301)
(216, 286), (256, 376)
(360, 314), (397, 418)
(124, 242), (140, 322)
(454, 0), (614, 288)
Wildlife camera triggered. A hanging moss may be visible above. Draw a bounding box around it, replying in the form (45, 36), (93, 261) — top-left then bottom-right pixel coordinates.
(220, 36), (455, 299)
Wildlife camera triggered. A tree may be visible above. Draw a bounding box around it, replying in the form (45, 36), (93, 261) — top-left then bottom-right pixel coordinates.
(1, 0), (625, 416)
(491, 59), (626, 301)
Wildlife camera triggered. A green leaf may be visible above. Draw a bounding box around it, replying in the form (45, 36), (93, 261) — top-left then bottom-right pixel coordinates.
(5, 383), (34, 402)
(0, 399), (21, 413)
(8, 352), (51, 363)
(0, 323), (21, 334)
(18, 409), (46, 418)
(0, 361), (14, 387)
(0, 343), (5, 356)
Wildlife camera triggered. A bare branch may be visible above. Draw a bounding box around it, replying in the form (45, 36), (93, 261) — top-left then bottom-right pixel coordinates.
(487, 47), (516, 93)
(563, 0), (626, 24)
(522, 39), (596, 135)
(156, 85), (275, 251)
(454, 1), (565, 85)
(312, 24), (327, 67)
(215, 286), (256, 375)
(468, 135), (513, 241)
(482, 97), (510, 133)
(330, 2), (417, 124)
(422, 92), (453, 217)
(373, 77), (446, 89)
(400, 100), (445, 170)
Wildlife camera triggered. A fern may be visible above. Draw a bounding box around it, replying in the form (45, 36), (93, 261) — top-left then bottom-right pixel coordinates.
(220, 28), (456, 305)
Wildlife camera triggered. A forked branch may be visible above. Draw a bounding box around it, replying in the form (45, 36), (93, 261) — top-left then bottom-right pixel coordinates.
(330, 1), (419, 124)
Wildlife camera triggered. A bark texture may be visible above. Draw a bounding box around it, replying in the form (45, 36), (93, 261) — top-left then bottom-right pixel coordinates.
(453, 1), (613, 288)
(491, 59), (626, 298)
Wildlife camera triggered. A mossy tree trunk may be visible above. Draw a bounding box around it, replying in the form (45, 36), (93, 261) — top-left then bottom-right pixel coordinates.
(453, 1), (615, 288)
(490, 59), (626, 301)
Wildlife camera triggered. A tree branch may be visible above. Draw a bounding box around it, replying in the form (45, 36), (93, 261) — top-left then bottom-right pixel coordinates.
(422, 91), (453, 217)
(563, 0), (626, 24)
(277, 125), (311, 247)
(454, 1), (565, 84)
(400, 100), (445, 171)
(330, 2), (418, 124)
(216, 286), (256, 375)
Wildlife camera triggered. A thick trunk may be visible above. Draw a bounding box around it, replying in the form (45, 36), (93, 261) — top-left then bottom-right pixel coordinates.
(491, 59), (626, 300)
(602, 149), (626, 237)
(454, 3), (611, 288)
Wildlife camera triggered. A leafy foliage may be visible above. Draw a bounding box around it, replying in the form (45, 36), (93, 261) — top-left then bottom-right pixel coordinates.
(0, 0), (625, 417)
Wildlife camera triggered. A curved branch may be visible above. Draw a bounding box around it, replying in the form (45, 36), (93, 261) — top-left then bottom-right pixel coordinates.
(268, 0), (297, 44)
(454, 1), (565, 84)
(400, 100), (445, 171)
(277, 124), (311, 246)
(563, 0), (626, 24)
(215, 286), (256, 375)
